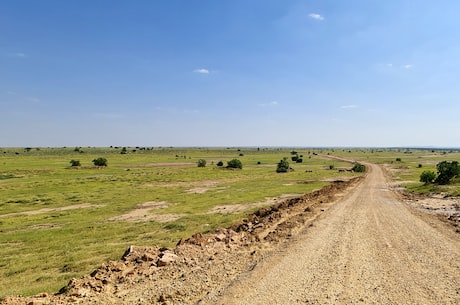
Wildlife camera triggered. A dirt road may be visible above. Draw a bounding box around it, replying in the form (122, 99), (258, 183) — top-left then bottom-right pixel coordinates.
(206, 163), (460, 305)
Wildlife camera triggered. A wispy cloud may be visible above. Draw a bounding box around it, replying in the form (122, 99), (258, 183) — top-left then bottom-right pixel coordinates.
(340, 104), (358, 109)
(403, 64), (413, 69)
(308, 13), (324, 21)
(7, 52), (27, 58)
(258, 101), (279, 107)
(194, 68), (210, 74)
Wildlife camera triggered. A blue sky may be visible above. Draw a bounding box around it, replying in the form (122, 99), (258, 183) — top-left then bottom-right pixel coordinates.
(1, 0), (459, 147)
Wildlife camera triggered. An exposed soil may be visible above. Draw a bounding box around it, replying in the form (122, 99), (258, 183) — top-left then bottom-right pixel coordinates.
(0, 203), (104, 219)
(107, 202), (184, 223)
(3, 163), (460, 305)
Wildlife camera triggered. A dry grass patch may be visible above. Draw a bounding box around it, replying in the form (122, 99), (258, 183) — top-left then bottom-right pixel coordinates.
(108, 201), (184, 223)
(208, 194), (299, 215)
(0, 203), (104, 218)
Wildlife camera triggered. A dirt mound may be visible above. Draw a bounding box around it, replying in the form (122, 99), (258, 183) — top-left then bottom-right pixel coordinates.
(1, 178), (362, 305)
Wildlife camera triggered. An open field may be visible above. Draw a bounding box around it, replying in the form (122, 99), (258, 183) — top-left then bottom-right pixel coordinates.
(0, 147), (360, 297)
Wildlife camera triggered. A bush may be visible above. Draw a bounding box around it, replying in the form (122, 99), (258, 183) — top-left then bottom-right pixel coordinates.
(227, 159), (243, 169)
(197, 159), (207, 167)
(352, 163), (366, 172)
(92, 157), (108, 167)
(69, 159), (81, 167)
(276, 158), (290, 173)
(216, 161), (224, 167)
(291, 156), (298, 162)
(435, 161), (459, 185)
(396, 158), (402, 162)
(296, 158), (303, 163)
(420, 171), (436, 184)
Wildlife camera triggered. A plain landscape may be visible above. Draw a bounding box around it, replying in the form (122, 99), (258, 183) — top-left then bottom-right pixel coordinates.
(0, 147), (459, 304)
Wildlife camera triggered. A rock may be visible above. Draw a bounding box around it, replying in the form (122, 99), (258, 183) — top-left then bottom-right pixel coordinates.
(215, 233), (226, 241)
(158, 252), (179, 267)
(142, 253), (156, 262)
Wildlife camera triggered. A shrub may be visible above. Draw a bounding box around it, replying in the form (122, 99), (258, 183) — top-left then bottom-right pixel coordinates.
(296, 158), (303, 163)
(329, 164), (334, 170)
(216, 161), (224, 167)
(69, 160), (81, 167)
(420, 171), (436, 184)
(92, 157), (108, 167)
(291, 156), (298, 162)
(352, 163), (366, 172)
(418, 164), (423, 168)
(197, 159), (207, 167)
(435, 161), (459, 185)
(276, 158), (290, 173)
(396, 158), (402, 162)
(227, 159), (243, 169)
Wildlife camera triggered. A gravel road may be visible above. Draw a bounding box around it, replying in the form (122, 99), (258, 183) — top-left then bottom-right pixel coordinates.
(209, 163), (460, 305)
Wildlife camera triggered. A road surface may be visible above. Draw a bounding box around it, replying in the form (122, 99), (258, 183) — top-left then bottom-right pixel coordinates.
(208, 163), (460, 305)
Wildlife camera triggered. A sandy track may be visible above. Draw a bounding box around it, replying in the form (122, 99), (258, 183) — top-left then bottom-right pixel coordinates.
(208, 164), (460, 305)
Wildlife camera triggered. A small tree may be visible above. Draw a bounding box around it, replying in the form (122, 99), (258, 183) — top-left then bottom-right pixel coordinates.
(197, 159), (207, 167)
(276, 157), (290, 173)
(69, 159), (81, 167)
(420, 171), (436, 184)
(352, 163), (366, 172)
(227, 159), (243, 169)
(92, 157), (108, 167)
(435, 161), (459, 185)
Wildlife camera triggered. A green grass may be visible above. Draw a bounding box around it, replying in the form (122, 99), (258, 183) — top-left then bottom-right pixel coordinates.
(0, 147), (362, 297)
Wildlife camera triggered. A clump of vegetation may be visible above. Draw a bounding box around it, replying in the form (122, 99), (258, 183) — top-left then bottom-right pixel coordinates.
(69, 159), (81, 167)
(227, 159), (243, 169)
(197, 159), (207, 167)
(420, 171), (436, 184)
(435, 161), (459, 185)
(120, 147), (128, 154)
(276, 157), (290, 173)
(396, 158), (402, 162)
(352, 163), (366, 172)
(216, 161), (224, 167)
(92, 157), (108, 167)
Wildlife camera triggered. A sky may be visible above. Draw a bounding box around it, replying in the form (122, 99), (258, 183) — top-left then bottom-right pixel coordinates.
(1, 0), (459, 148)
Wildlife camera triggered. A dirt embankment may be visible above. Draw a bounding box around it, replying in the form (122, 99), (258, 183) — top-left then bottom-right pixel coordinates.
(1, 178), (361, 305)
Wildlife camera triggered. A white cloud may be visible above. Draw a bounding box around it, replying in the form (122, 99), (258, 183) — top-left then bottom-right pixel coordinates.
(386, 63), (393, 67)
(258, 101), (279, 107)
(7, 52), (27, 58)
(340, 105), (358, 109)
(403, 64), (413, 69)
(308, 13), (324, 21)
(194, 68), (210, 74)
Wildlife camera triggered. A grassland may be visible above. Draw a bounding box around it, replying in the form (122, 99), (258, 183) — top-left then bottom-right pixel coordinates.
(330, 148), (460, 196)
(0, 147), (361, 297)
